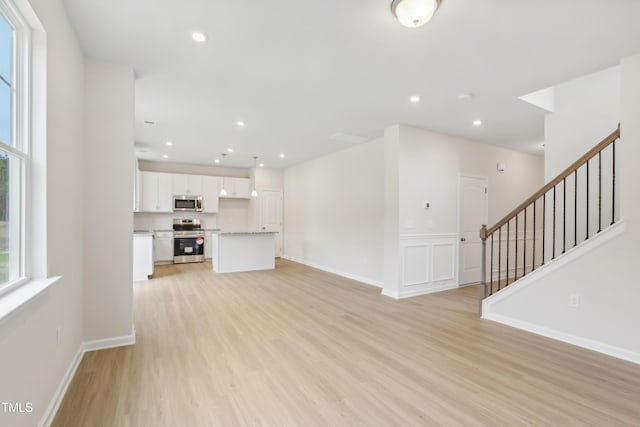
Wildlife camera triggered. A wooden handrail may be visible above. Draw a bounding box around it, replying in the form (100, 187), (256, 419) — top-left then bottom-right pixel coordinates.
(485, 126), (620, 236)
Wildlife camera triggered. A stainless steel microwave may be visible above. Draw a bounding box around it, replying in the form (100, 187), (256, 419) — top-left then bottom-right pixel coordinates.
(173, 195), (203, 212)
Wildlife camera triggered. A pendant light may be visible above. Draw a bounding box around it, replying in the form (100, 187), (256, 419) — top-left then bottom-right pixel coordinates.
(219, 153), (228, 196)
(251, 156), (258, 197)
(391, 0), (440, 28)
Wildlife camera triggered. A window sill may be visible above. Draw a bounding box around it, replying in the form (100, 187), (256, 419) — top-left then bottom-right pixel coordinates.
(0, 276), (61, 324)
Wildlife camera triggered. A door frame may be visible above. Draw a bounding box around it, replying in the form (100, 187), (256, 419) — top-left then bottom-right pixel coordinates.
(457, 173), (489, 287)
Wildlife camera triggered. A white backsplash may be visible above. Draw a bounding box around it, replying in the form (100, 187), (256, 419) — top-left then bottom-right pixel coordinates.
(134, 212), (219, 231)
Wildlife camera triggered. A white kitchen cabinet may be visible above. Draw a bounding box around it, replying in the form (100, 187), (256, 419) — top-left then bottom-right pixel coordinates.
(173, 174), (203, 196)
(219, 177), (250, 199)
(202, 176), (220, 213)
(140, 172), (173, 212)
(133, 233), (154, 280)
(154, 231), (174, 263)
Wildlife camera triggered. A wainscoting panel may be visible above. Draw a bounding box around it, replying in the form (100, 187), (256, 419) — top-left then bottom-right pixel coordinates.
(398, 234), (458, 298)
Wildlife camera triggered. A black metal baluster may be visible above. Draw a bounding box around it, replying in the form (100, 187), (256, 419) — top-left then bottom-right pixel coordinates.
(490, 234), (494, 295)
(562, 178), (566, 254)
(515, 214), (518, 280)
(533, 199), (536, 271)
(506, 221), (510, 285)
(523, 206), (527, 278)
(612, 141), (616, 225)
(598, 150), (602, 233)
(586, 159), (590, 240)
(542, 193), (546, 266)
(552, 186), (556, 260)
(498, 227), (502, 291)
(574, 169), (578, 247)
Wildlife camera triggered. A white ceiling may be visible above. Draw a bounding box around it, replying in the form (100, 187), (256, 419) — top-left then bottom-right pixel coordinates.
(62, 0), (640, 169)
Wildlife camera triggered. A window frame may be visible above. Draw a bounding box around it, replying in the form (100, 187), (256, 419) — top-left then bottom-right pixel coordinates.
(0, 0), (31, 298)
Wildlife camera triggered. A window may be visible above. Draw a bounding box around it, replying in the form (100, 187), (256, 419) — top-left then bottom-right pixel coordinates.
(0, 1), (29, 295)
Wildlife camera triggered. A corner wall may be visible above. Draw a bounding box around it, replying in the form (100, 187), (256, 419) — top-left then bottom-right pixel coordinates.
(386, 126), (544, 298)
(82, 59), (135, 343)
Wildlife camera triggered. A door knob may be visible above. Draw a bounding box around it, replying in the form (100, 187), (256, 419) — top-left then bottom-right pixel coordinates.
(460, 237), (466, 242)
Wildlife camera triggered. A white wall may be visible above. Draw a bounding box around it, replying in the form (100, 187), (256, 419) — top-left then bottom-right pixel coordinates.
(483, 55), (640, 363)
(284, 139), (385, 287)
(544, 66), (620, 180)
(385, 126), (544, 298)
(398, 126), (544, 235)
(82, 59), (134, 342)
(0, 0), (86, 426)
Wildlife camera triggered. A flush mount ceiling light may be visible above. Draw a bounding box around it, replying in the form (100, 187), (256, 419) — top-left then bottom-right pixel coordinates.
(191, 32), (207, 42)
(391, 0), (440, 28)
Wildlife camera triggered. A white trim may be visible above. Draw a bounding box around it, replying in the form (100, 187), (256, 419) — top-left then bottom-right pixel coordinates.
(38, 345), (84, 427)
(282, 255), (383, 288)
(399, 233), (457, 240)
(83, 326), (136, 352)
(482, 313), (640, 365)
(39, 325), (136, 426)
(0, 276), (60, 323)
(382, 282), (459, 299)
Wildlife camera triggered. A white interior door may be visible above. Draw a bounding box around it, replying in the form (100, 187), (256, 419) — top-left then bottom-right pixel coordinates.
(260, 190), (283, 257)
(458, 175), (488, 285)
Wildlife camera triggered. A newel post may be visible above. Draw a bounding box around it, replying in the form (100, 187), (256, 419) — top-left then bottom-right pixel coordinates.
(479, 224), (488, 314)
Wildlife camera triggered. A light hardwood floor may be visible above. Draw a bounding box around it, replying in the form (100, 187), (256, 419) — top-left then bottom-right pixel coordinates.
(53, 260), (640, 426)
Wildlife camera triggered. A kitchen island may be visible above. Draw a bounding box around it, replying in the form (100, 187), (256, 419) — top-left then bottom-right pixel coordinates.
(211, 231), (277, 273)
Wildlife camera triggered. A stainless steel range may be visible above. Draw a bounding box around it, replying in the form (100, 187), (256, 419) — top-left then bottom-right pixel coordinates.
(173, 219), (205, 264)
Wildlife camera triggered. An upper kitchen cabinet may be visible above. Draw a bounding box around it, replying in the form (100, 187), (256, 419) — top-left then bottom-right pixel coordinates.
(140, 171), (173, 212)
(173, 174), (203, 196)
(202, 176), (220, 213)
(219, 177), (250, 199)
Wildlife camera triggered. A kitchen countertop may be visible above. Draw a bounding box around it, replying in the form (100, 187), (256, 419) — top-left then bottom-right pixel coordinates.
(133, 230), (154, 236)
(213, 231), (277, 235)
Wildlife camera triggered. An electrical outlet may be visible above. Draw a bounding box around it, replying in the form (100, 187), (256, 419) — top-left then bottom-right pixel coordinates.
(569, 294), (580, 308)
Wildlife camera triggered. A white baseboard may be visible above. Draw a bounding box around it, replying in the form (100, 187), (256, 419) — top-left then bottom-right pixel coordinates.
(83, 327), (136, 352)
(38, 345), (85, 427)
(282, 255), (383, 288)
(483, 312), (640, 365)
(39, 325), (136, 426)
(381, 283), (459, 299)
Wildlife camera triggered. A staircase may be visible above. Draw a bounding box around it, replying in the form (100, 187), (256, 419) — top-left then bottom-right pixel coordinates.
(478, 126), (621, 309)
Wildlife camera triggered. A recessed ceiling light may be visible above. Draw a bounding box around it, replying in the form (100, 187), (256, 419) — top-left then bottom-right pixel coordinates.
(162, 154), (169, 159)
(279, 153), (285, 158)
(192, 32), (207, 42)
(143, 120), (155, 126)
(409, 95), (421, 103)
(473, 120), (483, 126)
(214, 159), (220, 163)
(227, 148), (234, 153)
(165, 141), (173, 146)
(259, 163), (264, 167)
(236, 121), (245, 127)
(458, 92), (475, 101)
